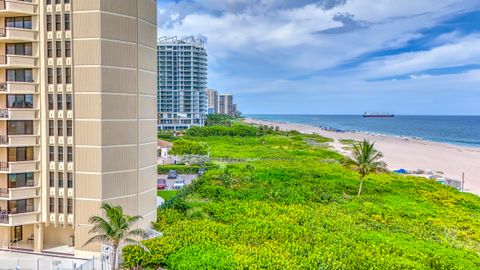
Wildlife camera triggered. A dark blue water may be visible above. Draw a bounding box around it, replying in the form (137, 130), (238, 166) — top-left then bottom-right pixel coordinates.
(248, 115), (480, 147)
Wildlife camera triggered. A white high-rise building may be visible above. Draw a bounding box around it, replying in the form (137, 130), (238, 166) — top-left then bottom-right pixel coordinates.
(157, 36), (208, 130)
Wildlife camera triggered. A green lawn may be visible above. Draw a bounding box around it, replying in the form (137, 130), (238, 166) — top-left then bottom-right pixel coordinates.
(124, 125), (480, 270)
(157, 190), (179, 201)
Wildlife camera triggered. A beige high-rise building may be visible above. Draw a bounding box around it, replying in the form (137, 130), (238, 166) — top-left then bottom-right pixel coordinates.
(0, 0), (157, 254)
(207, 89), (218, 114)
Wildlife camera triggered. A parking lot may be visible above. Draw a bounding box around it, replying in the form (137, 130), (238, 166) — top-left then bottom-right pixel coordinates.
(158, 174), (198, 190)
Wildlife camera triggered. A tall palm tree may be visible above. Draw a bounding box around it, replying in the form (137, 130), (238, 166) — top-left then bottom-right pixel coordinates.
(84, 203), (147, 270)
(343, 139), (387, 196)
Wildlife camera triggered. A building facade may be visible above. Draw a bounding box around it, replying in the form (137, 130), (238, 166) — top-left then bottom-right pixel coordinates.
(219, 93), (236, 116)
(157, 36), (207, 130)
(206, 88), (218, 114)
(0, 0), (157, 254)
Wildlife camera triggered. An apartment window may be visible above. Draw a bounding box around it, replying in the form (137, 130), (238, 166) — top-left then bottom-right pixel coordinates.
(49, 172), (55, 187)
(49, 197), (55, 212)
(57, 94), (62, 110)
(58, 198), (64, 214)
(5, 17), (32, 29)
(47, 0), (52, 4)
(7, 95), (33, 108)
(7, 120), (33, 135)
(55, 14), (61, 31)
(6, 69), (33, 82)
(48, 94), (54, 110)
(8, 173), (34, 188)
(6, 43), (32, 56)
(66, 120), (72, 136)
(65, 67), (71, 84)
(47, 42), (53, 58)
(47, 68), (53, 84)
(67, 198), (73, 214)
(47, 15), (52, 31)
(49, 146), (55, 161)
(67, 172), (73, 188)
(64, 14), (70, 31)
(58, 146), (63, 162)
(56, 41), (61, 57)
(67, 146), (72, 162)
(57, 120), (63, 136)
(8, 199), (34, 214)
(56, 68), (62, 84)
(58, 172), (63, 188)
(66, 94), (72, 110)
(64, 0), (70, 4)
(8, 147), (34, 162)
(49, 120), (54, 136)
(65, 41), (71, 57)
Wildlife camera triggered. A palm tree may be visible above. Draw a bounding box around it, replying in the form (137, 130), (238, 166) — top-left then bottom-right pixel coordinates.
(343, 139), (387, 196)
(83, 203), (147, 270)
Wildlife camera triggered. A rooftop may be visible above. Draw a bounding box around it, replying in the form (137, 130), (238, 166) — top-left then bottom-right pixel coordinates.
(158, 36), (206, 48)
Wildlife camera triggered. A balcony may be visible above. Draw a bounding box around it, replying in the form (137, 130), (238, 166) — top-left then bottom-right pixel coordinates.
(0, 0), (37, 16)
(0, 186), (39, 200)
(0, 82), (38, 94)
(0, 55), (37, 68)
(0, 208), (39, 226)
(0, 108), (38, 120)
(0, 28), (37, 42)
(0, 135), (39, 147)
(0, 161), (39, 173)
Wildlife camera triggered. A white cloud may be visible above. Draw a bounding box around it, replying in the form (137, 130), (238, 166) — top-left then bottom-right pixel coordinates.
(360, 34), (480, 78)
(157, 0), (480, 114)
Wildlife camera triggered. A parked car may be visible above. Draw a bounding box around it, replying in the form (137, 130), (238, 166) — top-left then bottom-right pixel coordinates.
(167, 170), (177, 179)
(157, 178), (166, 190)
(198, 168), (207, 176)
(173, 179), (186, 190)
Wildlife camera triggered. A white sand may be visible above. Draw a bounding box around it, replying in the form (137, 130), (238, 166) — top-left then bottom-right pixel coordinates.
(244, 118), (480, 196)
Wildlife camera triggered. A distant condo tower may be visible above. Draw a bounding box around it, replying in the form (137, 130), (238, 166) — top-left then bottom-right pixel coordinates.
(219, 93), (237, 116)
(157, 36), (208, 130)
(207, 89), (219, 114)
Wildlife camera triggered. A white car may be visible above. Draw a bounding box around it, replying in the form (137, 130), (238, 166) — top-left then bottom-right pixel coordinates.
(173, 180), (186, 189)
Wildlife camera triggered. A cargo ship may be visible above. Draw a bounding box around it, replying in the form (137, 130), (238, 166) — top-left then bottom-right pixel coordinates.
(363, 112), (395, 118)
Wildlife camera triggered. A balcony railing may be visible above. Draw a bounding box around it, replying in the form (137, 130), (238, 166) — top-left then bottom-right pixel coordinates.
(0, 135), (8, 144)
(0, 210), (7, 223)
(0, 109), (9, 119)
(0, 161), (9, 171)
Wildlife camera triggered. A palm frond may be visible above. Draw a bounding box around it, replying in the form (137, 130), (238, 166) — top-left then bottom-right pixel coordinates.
(82, 234), (110, 248)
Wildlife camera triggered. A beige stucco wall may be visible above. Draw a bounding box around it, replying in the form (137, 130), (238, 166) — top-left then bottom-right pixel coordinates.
(72, 0), (157, 252)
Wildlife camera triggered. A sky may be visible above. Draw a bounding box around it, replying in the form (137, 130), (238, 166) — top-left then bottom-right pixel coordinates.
(157, 0), (480, 115)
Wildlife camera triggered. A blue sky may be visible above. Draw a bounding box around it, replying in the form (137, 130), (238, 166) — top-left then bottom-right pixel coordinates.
(157, 0), (480, 115)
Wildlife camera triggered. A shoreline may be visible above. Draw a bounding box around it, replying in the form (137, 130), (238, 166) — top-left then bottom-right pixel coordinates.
(244, 118), (480, 196)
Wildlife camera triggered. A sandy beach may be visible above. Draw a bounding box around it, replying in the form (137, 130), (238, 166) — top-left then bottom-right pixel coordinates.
(244, 118), (480, 196)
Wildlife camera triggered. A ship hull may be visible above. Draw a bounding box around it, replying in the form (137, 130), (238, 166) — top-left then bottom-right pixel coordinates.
(363, 115), (395, 118)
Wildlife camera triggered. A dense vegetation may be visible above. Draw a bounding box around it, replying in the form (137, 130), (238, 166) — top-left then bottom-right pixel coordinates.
(205, 114), (238, 126)
(124, 125), (480, 269)
(158, 164), (217, 174)
(170, 139), (209, 156)
(157, 190), (179, 201)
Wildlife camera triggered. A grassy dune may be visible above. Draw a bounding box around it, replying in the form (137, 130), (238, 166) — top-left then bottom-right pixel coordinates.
(124, 126), (480, 270)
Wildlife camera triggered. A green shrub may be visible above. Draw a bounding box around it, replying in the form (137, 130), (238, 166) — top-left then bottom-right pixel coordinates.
(170, 140), (209, 155)
(157, 164), (217, 174)
(186, 124), (263, 137)
(205, 114), (236, 126)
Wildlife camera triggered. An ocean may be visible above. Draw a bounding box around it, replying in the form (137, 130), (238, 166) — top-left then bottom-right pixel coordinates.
(247, 115), (480, 148)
